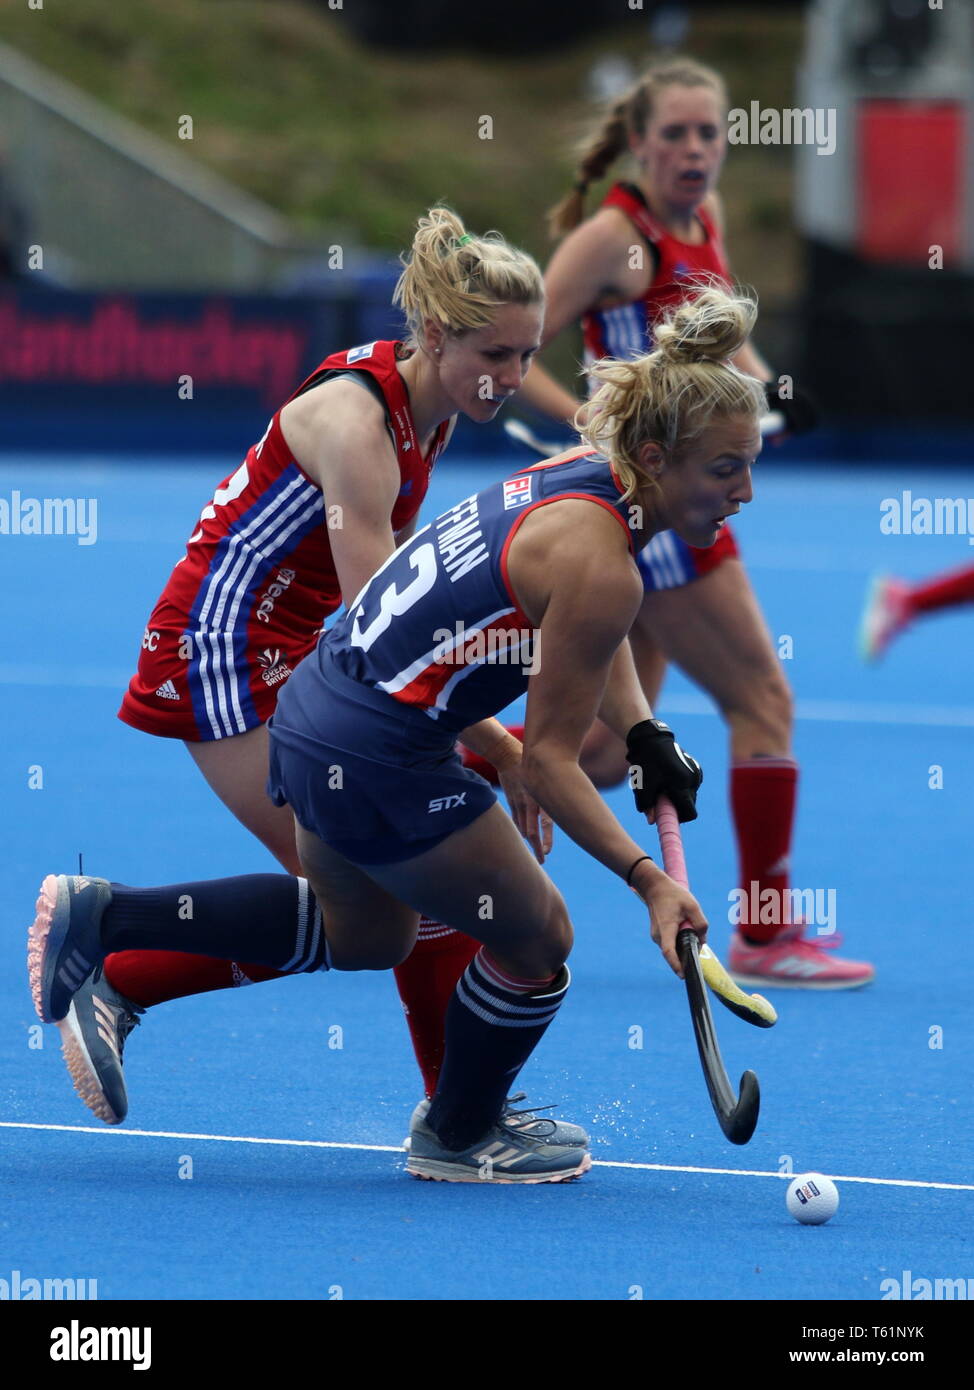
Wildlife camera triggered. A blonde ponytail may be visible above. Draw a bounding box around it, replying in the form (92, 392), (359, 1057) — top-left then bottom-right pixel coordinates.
(546, 99), (629, 240)
(394, 207), (543, 346)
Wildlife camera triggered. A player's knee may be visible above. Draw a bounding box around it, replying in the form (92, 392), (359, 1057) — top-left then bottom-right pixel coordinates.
(578, 727), (629, 789)
(757, 668), (794, 742)
(726, 667), (793, 747)
(491, 887), (572, 979)
(535, 889), (574, 975)
(273, 844), (303, 876)
(579, 746), (629, 789)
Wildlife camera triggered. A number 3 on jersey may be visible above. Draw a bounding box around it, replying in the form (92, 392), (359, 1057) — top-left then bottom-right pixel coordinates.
(350, 543), (437, 653)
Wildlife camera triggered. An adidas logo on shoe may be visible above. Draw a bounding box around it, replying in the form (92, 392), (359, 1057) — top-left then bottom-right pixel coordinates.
(728, 926), (875, 990)
(155, 680), (180, 700)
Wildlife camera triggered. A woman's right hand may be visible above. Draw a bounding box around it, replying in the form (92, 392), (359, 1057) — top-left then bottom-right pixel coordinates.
(633, 862), (708, 978)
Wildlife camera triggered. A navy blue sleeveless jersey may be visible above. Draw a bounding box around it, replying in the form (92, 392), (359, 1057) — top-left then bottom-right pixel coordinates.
(300, 445), (636, 736)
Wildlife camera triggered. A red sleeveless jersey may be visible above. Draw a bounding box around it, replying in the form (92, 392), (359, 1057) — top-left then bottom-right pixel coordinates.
(581, 182), (731, 364)
(118, 340), (451, 741)
(581, 183), (739, 588)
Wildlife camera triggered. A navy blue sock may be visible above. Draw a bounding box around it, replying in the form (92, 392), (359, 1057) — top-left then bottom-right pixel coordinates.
(426, 950), (570, 1150)
(102, 875), (328, 973)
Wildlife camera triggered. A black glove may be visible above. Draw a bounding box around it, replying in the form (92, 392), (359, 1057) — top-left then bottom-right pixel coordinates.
(764, 378), (819, 437)
(626, 719), (703, 823)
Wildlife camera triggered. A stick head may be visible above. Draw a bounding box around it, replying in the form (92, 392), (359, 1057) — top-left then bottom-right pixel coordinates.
(699, 944), (778, 1027)
(722, 1070), (760, 1145)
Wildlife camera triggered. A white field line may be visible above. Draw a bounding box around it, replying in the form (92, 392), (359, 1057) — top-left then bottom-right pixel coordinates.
(1, 1121), (972, 1192)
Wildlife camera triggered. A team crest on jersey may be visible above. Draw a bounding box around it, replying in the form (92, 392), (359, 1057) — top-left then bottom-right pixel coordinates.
(257, 647), (293, 687)
(503, 476), (533, 510)
(346, 342), (378, 364)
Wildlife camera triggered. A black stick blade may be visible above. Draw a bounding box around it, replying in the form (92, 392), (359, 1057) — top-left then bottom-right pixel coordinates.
(724, 1070), (760, 1146)
(679, 930), (761, 1145)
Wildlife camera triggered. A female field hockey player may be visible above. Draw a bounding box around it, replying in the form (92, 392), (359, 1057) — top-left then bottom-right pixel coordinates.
(860, 564), (974, 661)
(30, 287), (758, 1182)
(61, 209), (556, 1128)
(520, 57), (873, 989)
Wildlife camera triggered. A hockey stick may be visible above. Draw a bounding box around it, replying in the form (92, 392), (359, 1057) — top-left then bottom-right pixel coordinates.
(504, 412), (785, 459)
(502, 418), (571, 457)
(654, 796), (762, 1144)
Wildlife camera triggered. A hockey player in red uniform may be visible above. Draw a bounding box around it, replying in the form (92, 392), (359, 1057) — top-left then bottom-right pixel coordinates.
(63, 208), (553, 1126)
(520, 57), (873, 989)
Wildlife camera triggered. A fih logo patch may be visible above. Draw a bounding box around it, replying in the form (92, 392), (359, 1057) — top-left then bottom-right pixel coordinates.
(503, 476), (533, 510)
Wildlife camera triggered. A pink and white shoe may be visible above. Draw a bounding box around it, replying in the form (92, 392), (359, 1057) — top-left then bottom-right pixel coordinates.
(729, 923), (875, 990)
(859, 574), (912, 662)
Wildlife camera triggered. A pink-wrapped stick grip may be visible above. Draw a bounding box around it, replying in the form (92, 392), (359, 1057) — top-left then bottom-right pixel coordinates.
(654, 796), (689, 891)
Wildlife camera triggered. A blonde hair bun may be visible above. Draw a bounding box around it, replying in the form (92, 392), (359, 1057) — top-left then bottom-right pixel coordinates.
(577, 284), (764, 498)
(652, 281), (756, 365)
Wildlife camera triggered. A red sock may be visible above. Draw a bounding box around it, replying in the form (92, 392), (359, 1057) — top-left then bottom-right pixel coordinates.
(908, 563), (974, 617)
(730, 758), (798, 945)
(393, 920), (480, 1098)
(104, 951), (288, 1007)
(458, 724), (524, 786)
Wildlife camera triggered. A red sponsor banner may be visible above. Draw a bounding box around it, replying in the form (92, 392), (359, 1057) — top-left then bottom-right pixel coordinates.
(0, 292), (317, 406)
(857, 100), (965, 265)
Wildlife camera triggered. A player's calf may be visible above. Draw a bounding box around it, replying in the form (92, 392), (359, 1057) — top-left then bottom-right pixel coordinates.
(425, 951), (573, 1154)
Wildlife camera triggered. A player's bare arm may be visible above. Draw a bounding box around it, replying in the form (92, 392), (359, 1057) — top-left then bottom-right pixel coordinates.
(595, 638), (655, 741)
(518, 210), (640, 423)
(280, 380), (403, 604)
(701, 191), (772, 384)
(506, 500), (705, 968)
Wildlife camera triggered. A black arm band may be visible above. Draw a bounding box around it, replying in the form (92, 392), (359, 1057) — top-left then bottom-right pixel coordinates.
(626, 854), (653, 887)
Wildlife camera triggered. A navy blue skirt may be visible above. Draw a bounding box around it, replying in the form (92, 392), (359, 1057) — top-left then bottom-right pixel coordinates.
(267, 648), (497, 865)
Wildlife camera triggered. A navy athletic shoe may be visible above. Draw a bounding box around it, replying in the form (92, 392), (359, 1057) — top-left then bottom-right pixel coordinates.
(57, 965), (143, 1125)
(28, 874), (112, 1023)
(406, 1101), (591, 1183)
(404, 1095), (589, 1150)
(502, 1092), (589, 1147)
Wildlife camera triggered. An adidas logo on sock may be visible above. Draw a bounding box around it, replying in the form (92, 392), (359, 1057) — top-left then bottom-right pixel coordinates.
(155, 680), (180, 700)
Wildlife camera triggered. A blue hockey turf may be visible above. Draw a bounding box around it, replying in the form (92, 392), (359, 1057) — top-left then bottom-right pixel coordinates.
(1, 447), (972, 1301)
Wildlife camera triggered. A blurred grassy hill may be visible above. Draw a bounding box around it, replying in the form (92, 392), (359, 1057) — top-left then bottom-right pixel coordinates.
(2, 1), (805, 301)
